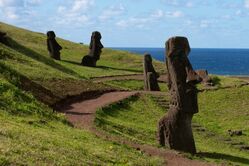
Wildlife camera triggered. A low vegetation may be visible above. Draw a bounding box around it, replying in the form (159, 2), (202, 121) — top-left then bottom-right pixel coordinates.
(96, 85), (249, 165)
(1, 22), (249, 165)
(105, 79), (168, 92)
(0, 75), (163, 165)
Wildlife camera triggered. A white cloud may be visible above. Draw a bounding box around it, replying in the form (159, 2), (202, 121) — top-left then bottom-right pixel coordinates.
(245, 0), (249, 8)
(26, 0), (42, 6)
(99, 4), (125, 21)
(161, 0), (194, 7)
(71, 0), (94, 12)
(151, 10), (164, 19)
(166, 11), (184, 18)
(0, 0), (41, 20)
(0, 0), (24, 7)
(116, 9), (184, 28)
(55, 0), (95, 26)
(5, 7), (19, 19)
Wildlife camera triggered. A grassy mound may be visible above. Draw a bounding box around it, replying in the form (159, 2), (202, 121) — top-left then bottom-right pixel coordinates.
(0, 75), (164, 165)
(95, 87), (249, 165)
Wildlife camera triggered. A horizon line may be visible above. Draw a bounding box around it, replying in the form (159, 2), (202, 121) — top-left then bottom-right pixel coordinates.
(108, 47), (249, 49)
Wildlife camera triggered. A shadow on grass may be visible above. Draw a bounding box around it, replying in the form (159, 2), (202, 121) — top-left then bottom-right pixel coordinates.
(96, 95), (139, 120)
(61, 60), (142, 73)
(211, 76), (221, 86)
(97, 65), (142, 73)
(198, 152), (249, 165)
(8, 38), (84, 78)
(61, 60), (82, 66)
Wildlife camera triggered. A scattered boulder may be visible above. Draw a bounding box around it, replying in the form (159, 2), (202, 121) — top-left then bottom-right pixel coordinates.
(0, 31), (9, 46)
(47, 31), (62, 60)
(196, 69), (213, 86)
(158, 36), (202, 154)
(143, 53), (160, 91)
(81, 31), (103, 67)
(228, 130), (243, 136)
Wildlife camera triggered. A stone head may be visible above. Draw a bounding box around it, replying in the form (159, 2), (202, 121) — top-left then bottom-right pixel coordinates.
(92, 31), (102, 40)
(166, 36), (190, 58)
(47, 31), (56, 39)
(144, 53), (152, 63)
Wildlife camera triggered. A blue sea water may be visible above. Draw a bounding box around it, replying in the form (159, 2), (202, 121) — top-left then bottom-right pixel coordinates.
(111, 48), (249, 76)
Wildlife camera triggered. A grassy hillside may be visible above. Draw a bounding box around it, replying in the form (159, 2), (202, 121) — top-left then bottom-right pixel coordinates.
(0, 21), (165, 105)
(95, 90), (249, 165)
(0, 22), (166, 165)
(0, 22), (165, 80)
(1, 22), (249, 165)
(0, 75), (163, 165)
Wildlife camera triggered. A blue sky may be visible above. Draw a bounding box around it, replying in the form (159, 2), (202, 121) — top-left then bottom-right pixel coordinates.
(1, 0), (249, 48)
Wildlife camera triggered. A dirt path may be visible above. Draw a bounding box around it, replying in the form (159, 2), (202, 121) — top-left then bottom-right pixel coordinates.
(59, 91), (138, 130)
(91, 74), (168, 83)
(58, 90), (212, 166)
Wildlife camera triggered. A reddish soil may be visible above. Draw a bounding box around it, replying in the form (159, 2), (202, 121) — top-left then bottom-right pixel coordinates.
(59, 90), (212, 166)
(59, 91), (138, 130)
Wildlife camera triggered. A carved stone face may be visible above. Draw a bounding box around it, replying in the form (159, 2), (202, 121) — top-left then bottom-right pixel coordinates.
(47, 31), (56, 39)
(144, 53), (152, 63)
(166, 36), (191, 58)
(92, 31), (102, 40)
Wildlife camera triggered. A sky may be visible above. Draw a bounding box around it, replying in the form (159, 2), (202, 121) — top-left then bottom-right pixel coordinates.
(1, 0), (249, 48)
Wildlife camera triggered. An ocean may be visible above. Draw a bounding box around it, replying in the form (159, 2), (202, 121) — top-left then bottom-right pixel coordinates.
(112, 48), (249, 76)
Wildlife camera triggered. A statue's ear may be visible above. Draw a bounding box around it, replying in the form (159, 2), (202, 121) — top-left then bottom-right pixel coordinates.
(186, 70), (202, 84)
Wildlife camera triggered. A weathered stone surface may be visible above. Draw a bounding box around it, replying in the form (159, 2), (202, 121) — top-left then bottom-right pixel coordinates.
(158, 37), (202, 154)
(143, 54), (160, 91)
(47, 31), (62, 60)
(196, 69), (213, 86)
(81, 31), (103, 67)
(0, 31), (9, 45)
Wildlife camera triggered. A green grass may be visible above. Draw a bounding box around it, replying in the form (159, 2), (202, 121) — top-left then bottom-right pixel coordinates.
(95, 90), (249, 165)
(0, 21), (165, 104)
(197, 75), (247, 90)
(0, 22), (167, 165)
(0, 76), (163, 165)
(105, 80), (168, 92)
(95, 95), (166, 146)
(1, 21), (249, 165)
(0, 22), (165, 80)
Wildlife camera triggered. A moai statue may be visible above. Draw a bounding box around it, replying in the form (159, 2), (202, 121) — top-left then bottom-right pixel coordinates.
(81, 31), (104, 67)
(196, 69), (213, 86)
(0, 31), (9, 46)
(143, 53), (160, 91)
(47, 31), (62, 60)
(158, 37), (202, 154)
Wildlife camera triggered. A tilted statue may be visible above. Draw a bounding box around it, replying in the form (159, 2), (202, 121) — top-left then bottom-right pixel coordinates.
(158, 37), (202, 154)
(143, 53), (160, 91)
(47, 31), (62, 60)
(81, 31), (104, 67)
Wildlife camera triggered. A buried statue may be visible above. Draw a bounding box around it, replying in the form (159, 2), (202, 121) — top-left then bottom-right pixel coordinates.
(47, 31), (62, 60)
(158, 36), (202, 154)
(143, 53), (160, 91)
(81, 31), (104, 67)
